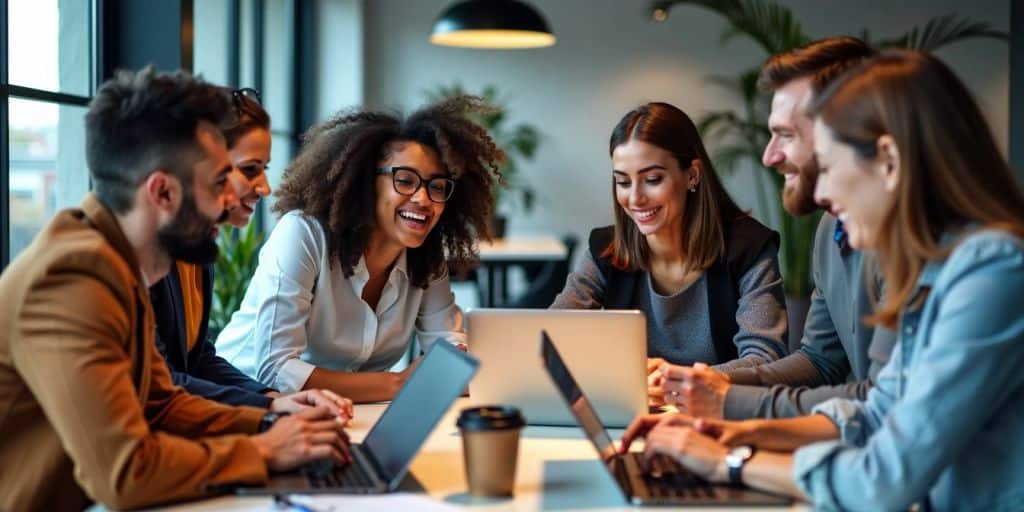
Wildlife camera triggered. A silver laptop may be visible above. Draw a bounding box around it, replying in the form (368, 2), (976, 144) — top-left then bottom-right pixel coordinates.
(236, 341), (479, 495)
(541, 331), (792, 507)
(467, 308), (646, 427)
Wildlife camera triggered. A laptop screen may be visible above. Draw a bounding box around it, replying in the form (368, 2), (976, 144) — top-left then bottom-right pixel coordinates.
(362, 341), (479, 483)
(540, 331), (617, 463)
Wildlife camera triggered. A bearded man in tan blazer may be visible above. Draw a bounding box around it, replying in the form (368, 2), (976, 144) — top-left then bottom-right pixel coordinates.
(0, 68), (350, 511)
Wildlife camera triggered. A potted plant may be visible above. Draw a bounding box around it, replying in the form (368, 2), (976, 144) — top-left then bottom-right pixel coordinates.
(649, 0), (1006, 342)
(210, 221), (264, 336)
(425, 84), (541, 238)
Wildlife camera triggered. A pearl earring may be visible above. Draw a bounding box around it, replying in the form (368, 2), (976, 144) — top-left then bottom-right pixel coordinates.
(689, 186), (696, 193)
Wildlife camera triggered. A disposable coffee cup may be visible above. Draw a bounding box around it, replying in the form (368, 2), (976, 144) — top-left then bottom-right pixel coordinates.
(457, 405), (526, 497)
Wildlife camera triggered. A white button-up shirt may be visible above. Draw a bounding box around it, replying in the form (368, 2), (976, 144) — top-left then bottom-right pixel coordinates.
(216, 211), (466, 393)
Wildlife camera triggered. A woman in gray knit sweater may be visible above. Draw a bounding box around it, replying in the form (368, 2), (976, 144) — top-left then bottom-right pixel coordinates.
(551, 102), (788, 393)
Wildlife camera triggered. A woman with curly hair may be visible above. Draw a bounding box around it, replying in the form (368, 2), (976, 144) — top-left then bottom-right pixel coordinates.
(217, 96), (503, 402)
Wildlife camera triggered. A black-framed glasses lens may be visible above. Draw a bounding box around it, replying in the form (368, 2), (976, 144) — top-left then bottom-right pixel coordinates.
(233, 87), (262, 105)
(391, 168), (455, 203)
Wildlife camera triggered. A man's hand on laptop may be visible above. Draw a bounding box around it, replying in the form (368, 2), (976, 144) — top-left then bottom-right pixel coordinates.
(251, 405), (352, 471)
(270, 389), (354, 425)
(659, 362), (729, 419)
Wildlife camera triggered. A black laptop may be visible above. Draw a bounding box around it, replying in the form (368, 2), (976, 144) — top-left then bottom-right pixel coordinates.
(540, 331), (791, 506)
(237, 341), (479, 495)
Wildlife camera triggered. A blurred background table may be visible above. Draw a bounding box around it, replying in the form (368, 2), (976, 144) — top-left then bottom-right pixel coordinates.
(475, 236), (575, 308)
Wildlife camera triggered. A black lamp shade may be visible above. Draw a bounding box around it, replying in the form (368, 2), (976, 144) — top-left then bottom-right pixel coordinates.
(430, 0), (556, 49)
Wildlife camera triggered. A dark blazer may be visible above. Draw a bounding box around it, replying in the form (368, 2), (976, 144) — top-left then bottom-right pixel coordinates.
(588, 215), (780, 363)
(150, 263), (275, 408)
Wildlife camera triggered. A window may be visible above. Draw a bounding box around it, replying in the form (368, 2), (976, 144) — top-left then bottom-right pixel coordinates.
(193, 0), (301, 232)
(3, 0), (95, 267)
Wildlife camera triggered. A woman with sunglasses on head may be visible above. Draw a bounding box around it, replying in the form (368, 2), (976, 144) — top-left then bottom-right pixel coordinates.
(552, 102), (788, 393)
(620, 51), (1024, 510)
(216, 96), (503, 403)
(149, 88), (353, 419)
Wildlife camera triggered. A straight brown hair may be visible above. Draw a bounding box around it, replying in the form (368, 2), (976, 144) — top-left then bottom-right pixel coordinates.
(605, 102), (744, 274)
(811, 50), (1024, 328)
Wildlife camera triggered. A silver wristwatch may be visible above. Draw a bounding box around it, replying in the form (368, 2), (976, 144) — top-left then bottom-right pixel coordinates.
(725, 445), (755, 487)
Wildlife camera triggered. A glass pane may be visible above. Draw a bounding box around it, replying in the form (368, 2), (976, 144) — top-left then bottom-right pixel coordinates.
(8, 0), (92, 97)
(193, 0), (232, 87)
(262, 0), (294, 133)
(9, 98), (90, 259)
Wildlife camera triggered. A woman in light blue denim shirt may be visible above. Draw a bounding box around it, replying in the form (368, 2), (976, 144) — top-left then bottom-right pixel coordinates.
(620, 50), (1024, 510)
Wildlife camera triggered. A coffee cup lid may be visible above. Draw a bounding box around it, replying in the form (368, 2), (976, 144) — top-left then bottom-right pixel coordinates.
(457, 405), (525, 430)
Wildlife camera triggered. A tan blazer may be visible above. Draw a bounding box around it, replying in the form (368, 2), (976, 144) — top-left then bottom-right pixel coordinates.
(0, 195), (269, 511)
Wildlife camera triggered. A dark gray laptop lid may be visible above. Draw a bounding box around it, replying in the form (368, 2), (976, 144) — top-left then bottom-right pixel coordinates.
(540, 331), (617, 463)
(362, 341), (479, 487)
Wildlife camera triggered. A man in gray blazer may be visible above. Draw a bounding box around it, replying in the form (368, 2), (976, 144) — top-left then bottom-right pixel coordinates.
(662, 37), (897, 419)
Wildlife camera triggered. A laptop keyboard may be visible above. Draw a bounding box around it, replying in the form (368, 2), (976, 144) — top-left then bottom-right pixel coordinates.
(300, 456), (377, 492)
(630, 453), (717, 500)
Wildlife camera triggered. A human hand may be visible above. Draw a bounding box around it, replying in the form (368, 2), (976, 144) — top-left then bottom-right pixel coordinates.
(660, 362), (730, 419)
(643, 424), (729, 483)
(647, 358), (668, 406)
(691, 417), (759, 447)
(251, 406), (352, 472)
(620, 413), (697, 453)
(270, 389), (354, 425)
(264, 391), (282, 398)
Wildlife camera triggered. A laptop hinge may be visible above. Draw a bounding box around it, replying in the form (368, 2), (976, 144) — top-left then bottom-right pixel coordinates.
(354, 444), (389, 488)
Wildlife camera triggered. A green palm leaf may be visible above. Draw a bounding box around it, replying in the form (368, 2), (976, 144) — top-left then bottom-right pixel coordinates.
(651, 0), (809, 54)
(872, 13), (1007, 51)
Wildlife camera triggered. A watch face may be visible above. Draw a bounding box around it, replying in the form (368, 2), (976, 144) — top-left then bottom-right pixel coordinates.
(727, 445), (754, 467)
(735, 445), (753, 459)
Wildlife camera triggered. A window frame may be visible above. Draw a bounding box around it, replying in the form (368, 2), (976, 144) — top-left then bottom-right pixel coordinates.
(2, 0), (99, 269)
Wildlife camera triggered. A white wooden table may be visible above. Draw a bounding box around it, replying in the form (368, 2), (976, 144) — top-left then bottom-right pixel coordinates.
(141, 399), (806, 511)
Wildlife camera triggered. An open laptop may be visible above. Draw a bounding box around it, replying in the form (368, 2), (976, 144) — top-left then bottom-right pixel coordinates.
(541, 331), (792, 506)
(236, 341), (479, 495)
(467, 308), (646, 427)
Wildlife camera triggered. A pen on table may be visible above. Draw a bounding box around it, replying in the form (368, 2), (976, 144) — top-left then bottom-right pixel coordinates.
(273, 493), (330, 512)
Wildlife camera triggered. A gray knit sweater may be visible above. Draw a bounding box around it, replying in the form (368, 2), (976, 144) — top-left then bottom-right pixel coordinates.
(550, 245), (788, 371)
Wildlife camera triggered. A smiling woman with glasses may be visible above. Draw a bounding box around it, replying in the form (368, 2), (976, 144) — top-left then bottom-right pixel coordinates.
(216, 95), (504, 403)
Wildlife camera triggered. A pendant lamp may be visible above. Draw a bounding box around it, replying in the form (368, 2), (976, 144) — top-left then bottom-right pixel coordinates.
(430, 0), (556, 49)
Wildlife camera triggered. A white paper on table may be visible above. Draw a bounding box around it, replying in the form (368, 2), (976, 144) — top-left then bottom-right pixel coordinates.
(283, 493), (464, 511)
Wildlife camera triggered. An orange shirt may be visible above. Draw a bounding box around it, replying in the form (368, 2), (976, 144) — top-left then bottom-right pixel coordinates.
(175, 261), (205, 351)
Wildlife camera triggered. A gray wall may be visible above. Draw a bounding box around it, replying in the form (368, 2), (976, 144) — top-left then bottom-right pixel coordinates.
(362, 0), (1010, 255)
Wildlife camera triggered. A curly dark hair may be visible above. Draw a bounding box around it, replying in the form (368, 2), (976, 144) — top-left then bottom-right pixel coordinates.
(273, 95), (505, 288)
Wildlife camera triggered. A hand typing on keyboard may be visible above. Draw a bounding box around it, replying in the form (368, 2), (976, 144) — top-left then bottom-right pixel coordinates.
(251, 406), (352, 472)
(620, 413), (731, 484)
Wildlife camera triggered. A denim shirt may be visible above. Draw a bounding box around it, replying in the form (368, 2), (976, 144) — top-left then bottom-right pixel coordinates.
(791, 229), (1024, 511)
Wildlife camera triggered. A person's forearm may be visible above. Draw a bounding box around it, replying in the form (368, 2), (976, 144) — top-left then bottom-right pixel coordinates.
(742, 451), (809, 501)
(304, 367), (403, 403)
(744, 414), (839, 452)
(726, 351), (825, 387)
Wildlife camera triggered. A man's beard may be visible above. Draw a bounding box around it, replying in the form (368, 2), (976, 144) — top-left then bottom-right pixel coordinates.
(781, 160), (820, 217)
(157, 192), (226, 265)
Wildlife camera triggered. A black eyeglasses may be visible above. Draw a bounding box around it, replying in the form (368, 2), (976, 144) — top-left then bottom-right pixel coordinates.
(376, 166), (456, 203)
(232, 87), (262, 105)
(231, 87), (262, 121)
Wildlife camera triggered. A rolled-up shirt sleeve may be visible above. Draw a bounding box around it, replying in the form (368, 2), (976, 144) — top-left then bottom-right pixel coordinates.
(793, 239), (1024, 511)
(415, 268), (467, 351)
